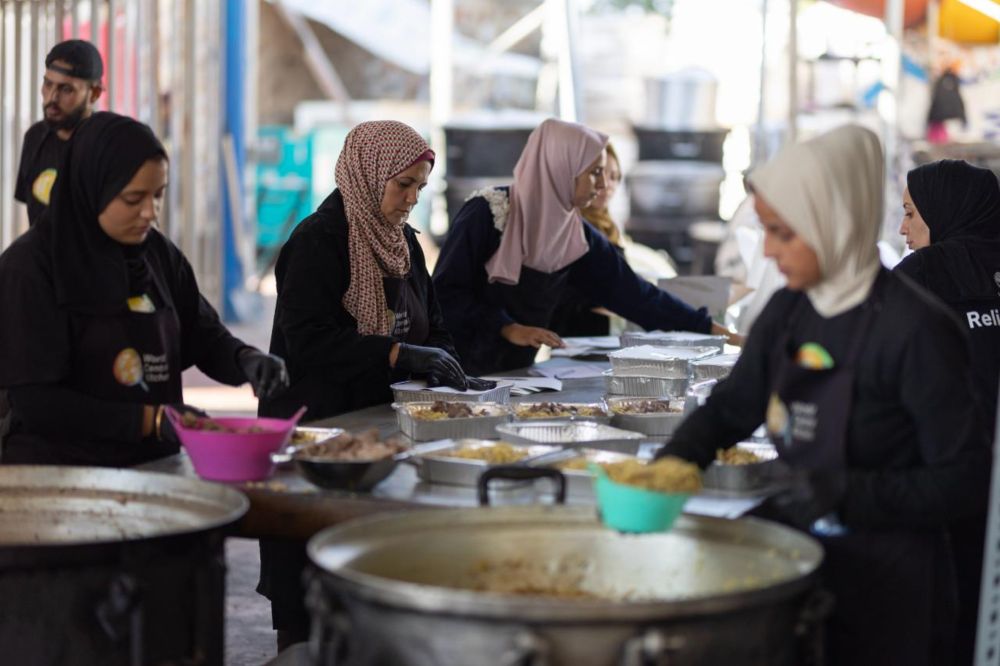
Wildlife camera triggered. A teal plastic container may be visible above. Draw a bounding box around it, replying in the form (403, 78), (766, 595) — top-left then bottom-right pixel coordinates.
(592, 465), (690, 533)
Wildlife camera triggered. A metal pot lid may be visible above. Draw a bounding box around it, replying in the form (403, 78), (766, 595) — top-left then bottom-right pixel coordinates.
(0, 466), (248, 546)
(308, 505), (823, 622)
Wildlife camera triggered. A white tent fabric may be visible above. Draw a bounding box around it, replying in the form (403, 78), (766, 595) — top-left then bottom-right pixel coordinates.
(271, 0), (541, 77)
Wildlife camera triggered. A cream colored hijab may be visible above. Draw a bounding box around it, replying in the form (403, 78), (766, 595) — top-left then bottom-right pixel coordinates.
(747, 125), (884, 318)
(485, 118), (608, 285)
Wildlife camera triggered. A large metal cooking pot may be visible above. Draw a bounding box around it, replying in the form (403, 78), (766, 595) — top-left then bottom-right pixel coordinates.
(306, 503), (824, 666)
(0, 466), (248, 666)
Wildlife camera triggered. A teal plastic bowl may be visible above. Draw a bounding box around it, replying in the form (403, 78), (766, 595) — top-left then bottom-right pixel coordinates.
(592, 465), (690, 533)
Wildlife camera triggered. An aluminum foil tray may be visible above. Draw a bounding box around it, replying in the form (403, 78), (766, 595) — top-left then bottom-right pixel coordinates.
(703, 442), (784, 494)
(691, 353), (740, 382)
(390, 380), (513, 405)
(393, 402), (512, 441)
(620, 331), (727, 354)
(512, 402), (610, 424)
(603, 369), (689, 398)
(608, 345), (719, 378)
(527, 447), (638, 495)
(607, 398), (687, 437)
(409, 439), (561, 487)
(494, 420), (645, 454)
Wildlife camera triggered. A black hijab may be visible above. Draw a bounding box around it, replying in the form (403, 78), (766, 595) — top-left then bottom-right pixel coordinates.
(906, 160), (1000, 301)
(43, 111), (167, 313)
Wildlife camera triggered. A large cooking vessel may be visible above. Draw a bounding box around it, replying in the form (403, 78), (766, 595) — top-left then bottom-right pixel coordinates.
(306, 504), (825, 666)
(0, 466), (248, 666)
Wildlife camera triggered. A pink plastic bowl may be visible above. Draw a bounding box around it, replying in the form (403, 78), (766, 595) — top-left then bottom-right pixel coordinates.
(166, 407), (306, 482)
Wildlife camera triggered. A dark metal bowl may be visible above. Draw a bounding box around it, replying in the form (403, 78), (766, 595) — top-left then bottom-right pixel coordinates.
(292, 456), (401, 492)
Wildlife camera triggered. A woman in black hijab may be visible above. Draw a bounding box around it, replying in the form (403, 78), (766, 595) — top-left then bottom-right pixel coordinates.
(0, 112), (288, 466)
(896, 158), (1000, 665)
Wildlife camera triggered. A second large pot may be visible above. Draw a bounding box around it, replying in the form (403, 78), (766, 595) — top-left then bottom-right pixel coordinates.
(306, 505), (824, 666)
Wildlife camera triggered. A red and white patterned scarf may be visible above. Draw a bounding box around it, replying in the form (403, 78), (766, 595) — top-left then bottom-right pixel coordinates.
(336, 120), (432, 335)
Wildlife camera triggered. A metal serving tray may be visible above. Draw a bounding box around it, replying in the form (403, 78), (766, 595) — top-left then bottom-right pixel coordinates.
(408, 439), (561, 487)
(703, 442), (784, 494)
(390, 380), (514, 405)
(511, 402), (610, 424)
(620, 331), (727, 354)
(604, 369), (689, 398)
(608, 345), (719, 378)
(526, 447), (639, 495)
(494, 420), (645, 455)
(606, 397), (687, 437)
(393, 402), (512, 442)
(691, 352), (740, 382)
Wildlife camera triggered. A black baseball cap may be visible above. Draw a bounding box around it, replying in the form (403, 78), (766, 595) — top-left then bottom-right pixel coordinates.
(45, 39), (103, 81)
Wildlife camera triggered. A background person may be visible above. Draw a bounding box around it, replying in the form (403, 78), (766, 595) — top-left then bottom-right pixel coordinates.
(433, 118), (733, 376)
(15, 39), (104, 226)
(896, 158), (1000, 665)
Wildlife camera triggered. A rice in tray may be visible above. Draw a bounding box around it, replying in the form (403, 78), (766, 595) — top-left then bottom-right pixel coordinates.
(715, 446), (765, 466)
(442, 442), (530, 465)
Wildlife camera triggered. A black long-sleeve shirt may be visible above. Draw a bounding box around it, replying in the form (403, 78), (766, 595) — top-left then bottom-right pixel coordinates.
(258, 189), (457, 421)
(432, 189), (712, 374)
(660, 269), (990, 530)
(0, 229), (249, 466)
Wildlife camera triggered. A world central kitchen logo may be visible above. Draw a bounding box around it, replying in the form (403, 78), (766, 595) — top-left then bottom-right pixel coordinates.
(967, 308), (1000, 329)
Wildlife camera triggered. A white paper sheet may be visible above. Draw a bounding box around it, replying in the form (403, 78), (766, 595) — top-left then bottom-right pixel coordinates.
(480, 376), (563, 395)
(560, 336), (621, 348)
(684, 495), (765, 519)
(528, 364), (607, 380)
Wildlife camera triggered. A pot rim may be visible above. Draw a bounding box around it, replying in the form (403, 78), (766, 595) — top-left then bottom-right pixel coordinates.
(307, 506), (823, 622)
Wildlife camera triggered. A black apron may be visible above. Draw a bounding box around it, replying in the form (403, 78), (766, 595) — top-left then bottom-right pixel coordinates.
(765, 281), (955, 666)
(483, 265), (570, 373)
(4, 266), (182, 466)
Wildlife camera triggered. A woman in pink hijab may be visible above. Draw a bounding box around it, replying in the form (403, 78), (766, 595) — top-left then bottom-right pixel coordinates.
(433, 118), (726, 375)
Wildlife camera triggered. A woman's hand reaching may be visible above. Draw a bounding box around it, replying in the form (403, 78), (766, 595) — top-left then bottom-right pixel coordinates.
(711, 322), (744, 347)
(500, 323), (565, 349)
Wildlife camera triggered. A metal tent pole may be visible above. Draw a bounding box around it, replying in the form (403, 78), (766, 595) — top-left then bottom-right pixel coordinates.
(786, 0), (797, 143)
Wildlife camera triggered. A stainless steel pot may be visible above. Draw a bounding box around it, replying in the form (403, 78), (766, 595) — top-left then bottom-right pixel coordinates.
(306, 504), (824, 666)
(0, 466), (248, 665)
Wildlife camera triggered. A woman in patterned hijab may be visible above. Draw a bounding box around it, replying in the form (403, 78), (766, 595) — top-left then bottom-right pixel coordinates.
(261, 119), (486, 426)
(258, 120), (491, 649)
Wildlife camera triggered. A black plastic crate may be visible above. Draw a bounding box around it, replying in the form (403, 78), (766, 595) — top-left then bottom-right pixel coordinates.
(632, 126), (728, 163)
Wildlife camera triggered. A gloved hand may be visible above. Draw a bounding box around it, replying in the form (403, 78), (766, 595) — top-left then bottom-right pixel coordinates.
(157, 404), (209, 446)
(396, 344), (467, 391)
(465, 377), (498, 391)
(753, 468), (848, 531)
(237, 348), (290, 400)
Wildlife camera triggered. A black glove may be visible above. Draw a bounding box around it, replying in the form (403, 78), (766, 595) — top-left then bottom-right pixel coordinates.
(753, 468), (847, 531)
(465, 377), (498, 391)
(396, 344), (467, 390)
(158, 404), (209, 446)
(237, 348), (289, 400)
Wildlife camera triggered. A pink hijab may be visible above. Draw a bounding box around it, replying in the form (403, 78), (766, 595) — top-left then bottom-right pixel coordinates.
(485, 118), (609, 285)
(337, 120), (434, 335)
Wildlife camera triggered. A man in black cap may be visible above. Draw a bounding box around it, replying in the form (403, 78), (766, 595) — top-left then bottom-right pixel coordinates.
(14, 39), (104, 226)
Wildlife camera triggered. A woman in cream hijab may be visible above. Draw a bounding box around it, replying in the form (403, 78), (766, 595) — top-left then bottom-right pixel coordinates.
(433, 118), (731, 375)
(657, 125), (989, 665)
